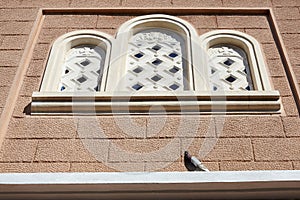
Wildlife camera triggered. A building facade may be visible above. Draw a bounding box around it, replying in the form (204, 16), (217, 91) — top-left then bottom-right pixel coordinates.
(0, 0), (300, 180)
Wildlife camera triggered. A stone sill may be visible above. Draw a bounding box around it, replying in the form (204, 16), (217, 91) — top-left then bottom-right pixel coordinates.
(31, 91), (280, 115)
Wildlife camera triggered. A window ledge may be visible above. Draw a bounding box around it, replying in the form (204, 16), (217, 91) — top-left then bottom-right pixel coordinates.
(31, 91), (280, 115)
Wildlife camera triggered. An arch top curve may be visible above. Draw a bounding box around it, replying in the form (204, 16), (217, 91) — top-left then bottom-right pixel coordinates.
(199, 29), (261, 47)
(51, 29), (114, 47)
(116, 14), (199, 38)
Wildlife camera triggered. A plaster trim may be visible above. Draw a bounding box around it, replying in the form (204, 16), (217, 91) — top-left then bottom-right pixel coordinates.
(32, 90), (280, 115)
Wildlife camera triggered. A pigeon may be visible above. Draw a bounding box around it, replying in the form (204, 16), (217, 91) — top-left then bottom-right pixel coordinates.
(184, 151), (209, 172)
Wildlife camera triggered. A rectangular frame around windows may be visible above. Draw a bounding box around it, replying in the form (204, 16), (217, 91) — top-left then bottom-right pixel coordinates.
(26, 7), (299, 115)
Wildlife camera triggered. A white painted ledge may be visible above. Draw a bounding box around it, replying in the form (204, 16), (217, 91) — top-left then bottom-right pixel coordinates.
(31, 91), (281, 115)
(0, 171), (299, 199)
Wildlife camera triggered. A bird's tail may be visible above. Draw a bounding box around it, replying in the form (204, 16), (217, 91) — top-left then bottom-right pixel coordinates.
(191, 157), (210, 172)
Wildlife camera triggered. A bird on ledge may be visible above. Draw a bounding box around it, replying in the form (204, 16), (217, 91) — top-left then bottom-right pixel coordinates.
(184, 151), (209, 172)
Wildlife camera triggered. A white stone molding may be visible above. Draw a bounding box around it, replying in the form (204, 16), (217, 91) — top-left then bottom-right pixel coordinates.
(31, 91), (280, 115)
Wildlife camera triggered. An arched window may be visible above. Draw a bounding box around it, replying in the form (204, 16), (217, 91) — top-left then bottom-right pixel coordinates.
(199, 30), (273, 91)
(39, 30), (112, 92)
(105, 14), (201, 92)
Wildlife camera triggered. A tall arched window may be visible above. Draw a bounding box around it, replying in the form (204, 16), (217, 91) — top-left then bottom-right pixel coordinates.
(199, 30), (273, 92)
(105, 14), (202, 92)
(39, 30), (112, 92)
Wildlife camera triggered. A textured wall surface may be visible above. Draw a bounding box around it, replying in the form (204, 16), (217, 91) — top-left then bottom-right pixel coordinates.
(0, 0), (300, 172)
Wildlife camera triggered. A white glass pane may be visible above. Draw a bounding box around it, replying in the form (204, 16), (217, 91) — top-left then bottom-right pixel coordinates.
(208, 45), (253, 91)
(59, 45), (105, 92)
(125, 29), (187, 92)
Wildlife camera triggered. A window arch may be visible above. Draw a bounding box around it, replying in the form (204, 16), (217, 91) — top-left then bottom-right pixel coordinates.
(40, 30), (112, 92)
(106, 14), (202, 92)
(199, 30), (272, 91)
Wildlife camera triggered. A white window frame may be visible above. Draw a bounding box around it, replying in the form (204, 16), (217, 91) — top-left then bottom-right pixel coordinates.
(31, 14), (280, 115)
(39, 30), (112, 92)
(199, 30), (272, 91)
